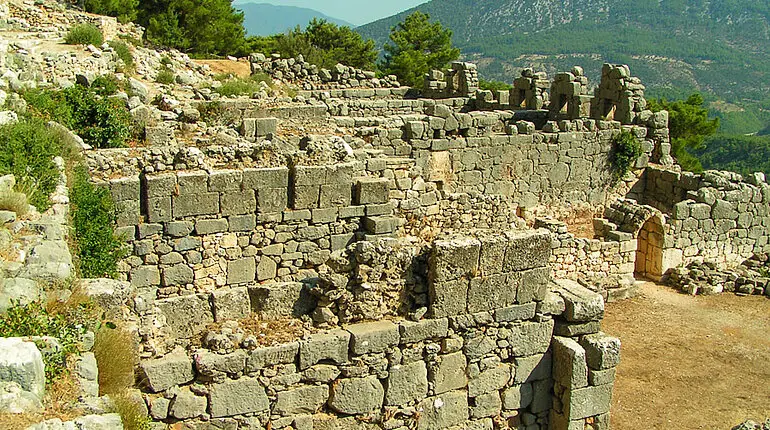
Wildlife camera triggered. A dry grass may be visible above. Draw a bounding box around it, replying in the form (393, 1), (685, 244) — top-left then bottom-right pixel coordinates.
(0, 190), (29, 217)
(110, 392), (151, 430)
(93, 326), (138, 395)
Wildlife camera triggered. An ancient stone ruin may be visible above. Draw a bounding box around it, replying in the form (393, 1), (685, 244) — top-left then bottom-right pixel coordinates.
(0, 1), (769, 429)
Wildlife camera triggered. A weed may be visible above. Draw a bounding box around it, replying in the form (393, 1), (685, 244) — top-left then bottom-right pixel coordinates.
(118, 34), (142, 47)
(196, 101), (228, 125)
(111, 392), (151, 430)
(0, 190), (29, 216)
(65, 24), (104, 46)
(611, 130), (644, 182)
(108, 41), (134, 71)
(160, 56), (173, 67)
(91, 74), (120, 96)
(93, 326), (137, 395)
(215, 73), (272, 97)
(70, 165), (128, 279)
(155, 69), (175, 85)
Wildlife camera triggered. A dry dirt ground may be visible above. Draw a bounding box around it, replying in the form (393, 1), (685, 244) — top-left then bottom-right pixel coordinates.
(195, 59), (251, 78)
(602, 282), (770, 429)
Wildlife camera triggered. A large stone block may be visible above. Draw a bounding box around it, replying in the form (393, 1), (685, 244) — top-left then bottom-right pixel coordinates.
(320, 183), (353, 208)
(429, 352), (467, 394)
(196, 218), (229, 235)
(144, 173), (176, 198)
(177, 171), (208, 195)
(220, 190), (256, 216)
(169, 387), (207, 419)
(294, 165), (328, 186)
(328, 376), (385, 415)
(273, 385), (328, 416)
(580, 333), (621, 370)
(384, 361), (428, 406)
(138, 349), (194, 393)
(470, 391), (502, 418)
(130, 265), (160, 288)
(415, 391), (469, 430)
(299, 330), (351, 369)
(554, 279), (605, 322)
(502, 230), (551, 272)
(146, 196), (171, 223)
(467, 273), (517, 313)
(430, 237), (481, 283)
(156, 294), (213, 339)
(245, 342), (299, 373)
(507, 319), (555, 357)
(429, 278), (469, 318)
(249, 282), (315, 318)
(227, 257), (256, 285)
(399, 318), (449, 344)
(209, 377), (269, 418)
(162, 264), (193, 287)
(211, 287), (251, 322)
(552, 336), (588, 389)
(517, 267), (551, 303)
(347, 321), (400, 355)
(355, 178), (390, 205)
(243, 167), (289, 189)
(479, 235), (507, 275)
(560, 384), (613, 420)
(172, 193), (220, 218)
(110, 176), (140, 201)
(292, 185), (320, 209)
(501, 383), (533, 410)
(208, 169), (243, 192)
(468, 364), (510, 397)
(0, 338), (45, 399)
(194, 350), (248, 377)
(513, 353), (551, 384)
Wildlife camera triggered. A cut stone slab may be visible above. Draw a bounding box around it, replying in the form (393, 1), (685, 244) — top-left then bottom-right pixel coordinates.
(399, 318), (449, 344)
(0, 278), (40, 314)
(328, 375), (385, 415)
(580, 332), (621, 370)
(553, 278), (605, 322)
(299, 330), (351, 369)
(137, 349), (194, 393)
(169, 387), (207, 419)
(273, 385), (328, 416)
(415, 391), (469, 430)
(552, 336), (588, 389)
(249, 282), (315, 318)
(346, 321), (400, 355)
(0, 338), (45, 399)
(209, 377), (269, 418)
(429, 352), (467, 395)
(156, 294), (213, 339)
(384, 361), (428, 406)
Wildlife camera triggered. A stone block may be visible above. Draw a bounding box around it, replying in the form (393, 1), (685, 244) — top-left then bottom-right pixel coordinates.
(257, 257), (278, 281)
(130, 266), (160, 288)
(589, 368), (616, 386)
(165, 221), (194, 238)
(399, 318), (449, 344)
(294, 165), (328, 186)
(115, 200), (140, 227)
(384, 361), (428, 406)
(552, 336), (588, 389)
(467, 273), (516, 313)
(493, 302), (537, 322)
(227, 257), (256, 285)
(429, 352), (467, 394)
(517, 267), (551, 303)
(513, 353), (551, 384)
(479, 235), (507, 275)
(560, 384), (613, 420)
(257, 187), (288, 213)
(144, 173), (176, 198)
(554, 320), (602, 337)
(312, 208), (338, 224)
(212, 287), (251, 322)
(209, 170), (243, 192)
(110, 176), (140, 201)
(196, 219), (229, 235)
(580, 333), (621, 370)
(243, 167), (289, 189)
(347, 321), (400, 355)
(355, 178), (390, 205)
(299, 330), (351, 369)
(502, 229), (551, 272)
(162, 264), (194, 287)
(507, 319), (555, 357)
(169, 387), (207, 419)
(177, 171), (208, 195)
(172, 193), (219, 218)
(468, 364), (510, 397)
(363, 216), (397, 234)
(209, 377), (269, 418)
(249, 282), (315, 318)
(138, 349), (194, 393)
(320, 183), (352, 208)
(221, 190), (256, 216)
(194, 350), (248, 377)
(245, 342), (299, 372)
(415, 391), (469, 430)
(328, 376), (385, 415)
(331, 233), (356, 251)
(274, 385), (328, 416)
(501, 383), (533, 410)
(156, 295), (213, 339)
(554, 279), (605, 322)
(0, 338), (45, 399)
(146, 197), (172, 223)
(228, 214), (256, 232)
(292, 185), (320, 209)
(429, 278), (469, 318)
(470, 391), (501, 418)
(430, 237), (481, 283)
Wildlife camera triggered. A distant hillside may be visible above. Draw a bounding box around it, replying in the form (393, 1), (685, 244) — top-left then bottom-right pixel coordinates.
(358, 0), (770, 134)
(237, 3), (352, 36)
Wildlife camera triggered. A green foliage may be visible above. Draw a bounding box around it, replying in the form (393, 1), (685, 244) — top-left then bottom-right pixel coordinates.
(65, 24), (104, 46)
(479, 79), (512, 92)
(70, 165), (128, 279)
(155, 69), (175, 84)
(112, 393), (152, 430)
(196, 101), (226, 124)
(381, 12), (460, 88)
(611, 131), (643, 181)
(138, 0), (246, 56)
(693, 134), (770, 178)
(0, 300), (98, 383)
(91, 74), (120, 96)
(0, 119), (64, 211)
(215, 73), (271, 97)
(108, 40), (135, 70)
(83, 0), (139, 23)
(24, 85), (132, 149)
(247, 19), (377, 70)
(648, 94), (719, 172)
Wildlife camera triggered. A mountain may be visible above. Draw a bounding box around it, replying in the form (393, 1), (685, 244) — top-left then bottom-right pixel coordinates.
(358, 0), (770, 134)
(237, 3), (352, 36)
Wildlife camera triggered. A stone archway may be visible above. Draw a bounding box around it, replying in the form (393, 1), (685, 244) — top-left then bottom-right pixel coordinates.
(635, 216), (664, 280)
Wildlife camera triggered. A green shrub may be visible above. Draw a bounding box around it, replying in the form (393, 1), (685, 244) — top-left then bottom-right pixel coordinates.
(155, 69), (175, 85)
(0, 119), (64, 211)
(160, 56), (173, 67)
(91, 74), (121, 96)
(70, 165), (128, 279)
(24, 85), (132, 149)
(216, 74), (272, 97)
(0, 298), (99, 383)
(611, 131), (644, 181)
(108, 41), (134, 70)
(196, 101), (228, 125)
(65, 24), (104, 46)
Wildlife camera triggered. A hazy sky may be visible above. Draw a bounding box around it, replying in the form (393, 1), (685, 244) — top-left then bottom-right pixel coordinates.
(233, 0), (428, 26)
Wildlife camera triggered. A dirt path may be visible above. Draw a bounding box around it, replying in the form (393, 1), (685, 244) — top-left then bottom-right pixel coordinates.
(602, 283), (770, 429)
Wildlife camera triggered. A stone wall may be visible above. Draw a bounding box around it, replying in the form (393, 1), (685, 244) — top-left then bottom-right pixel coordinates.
(131, 231), (620, 430)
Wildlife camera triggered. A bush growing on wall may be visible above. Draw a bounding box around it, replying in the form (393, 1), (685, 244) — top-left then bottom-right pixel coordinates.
(611, 130), (643, 181)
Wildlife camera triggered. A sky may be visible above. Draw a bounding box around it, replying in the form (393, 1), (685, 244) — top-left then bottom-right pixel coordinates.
(232, 0), (428, 26)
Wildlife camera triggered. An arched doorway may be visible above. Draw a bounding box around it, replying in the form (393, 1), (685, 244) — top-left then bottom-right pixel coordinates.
(635, 216), (664, 280)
